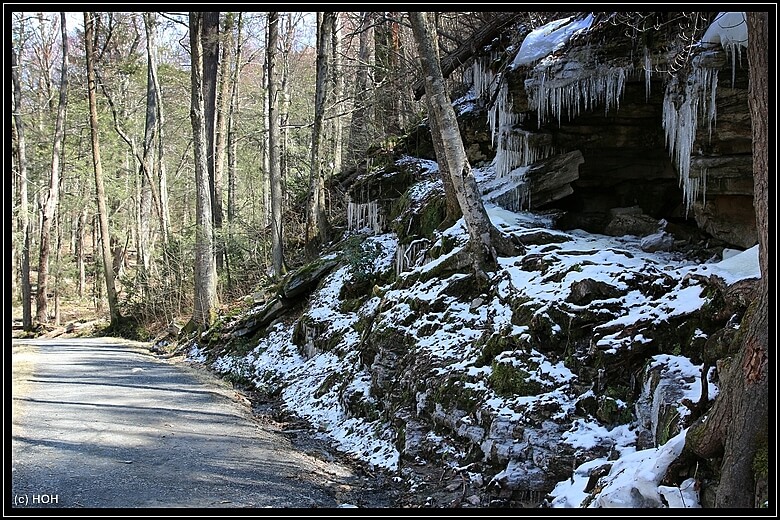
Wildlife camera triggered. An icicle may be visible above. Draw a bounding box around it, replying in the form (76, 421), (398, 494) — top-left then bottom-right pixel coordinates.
(644, 47), (652, 101)
(470, 56), (552, 178)
(529, 64), (632, 127)
(662, 63), (720, 215)
(395, 238), (430, 275)
(347, 199), (384, 235)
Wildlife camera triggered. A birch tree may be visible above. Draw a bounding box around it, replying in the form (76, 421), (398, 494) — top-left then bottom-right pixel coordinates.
(409, 12), (518, 277)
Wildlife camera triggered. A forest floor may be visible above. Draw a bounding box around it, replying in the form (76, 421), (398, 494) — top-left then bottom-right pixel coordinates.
(10, 337), (400, 510)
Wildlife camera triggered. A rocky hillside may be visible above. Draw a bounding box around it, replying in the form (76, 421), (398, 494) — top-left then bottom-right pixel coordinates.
(174, 12), (761, 508)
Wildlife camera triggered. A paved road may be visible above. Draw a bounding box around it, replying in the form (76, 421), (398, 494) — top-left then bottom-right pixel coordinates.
(10, 338), (369, 509)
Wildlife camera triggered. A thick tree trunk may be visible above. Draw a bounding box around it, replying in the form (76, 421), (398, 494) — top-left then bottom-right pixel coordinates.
(36, 12), (69, 325)
(685, 12), (768, 509)
(84, 12), (122, 326)
(425, 96), (462, 222)
(12, 32), (33, 330)
(267, 12), (285, 277)
(202, 12), (221, 237)
(306, 12), (335, 255)
(190, 12), (219, 328)
(410, 12), (517, 276)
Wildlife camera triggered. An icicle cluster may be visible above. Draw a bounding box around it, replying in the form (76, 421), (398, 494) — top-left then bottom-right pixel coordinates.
(662, 66), (719, 213)
(644, 47), (653, 101)
(394, 238), (430, 276)
(528, 63), (632, 127)
(347, 198), (384, 235)
(470, 57), (553, 178)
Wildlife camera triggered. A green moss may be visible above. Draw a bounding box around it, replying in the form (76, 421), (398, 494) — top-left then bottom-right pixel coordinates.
(475, 333), (516, 367)
(433, 377), (480, 411)
(489, 362), (542, 397)
(753, 434), (768, 480)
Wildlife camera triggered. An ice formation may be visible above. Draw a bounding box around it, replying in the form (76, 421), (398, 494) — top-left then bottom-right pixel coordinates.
(395, 238), (431, 275)
(662, 65), (719, 213)
(468, 57), (553, 179)
(527, 62), (632, 128)
(644, 47), (652, 101)
(346, 198), (384, 235)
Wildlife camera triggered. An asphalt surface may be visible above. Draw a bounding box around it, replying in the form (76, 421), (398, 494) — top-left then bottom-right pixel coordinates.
(10, 338), (373, 510)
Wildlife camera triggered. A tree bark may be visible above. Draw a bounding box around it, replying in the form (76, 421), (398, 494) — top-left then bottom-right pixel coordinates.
(143, 12), (170, 246)
(410, 12), (517, 277)
(12, 29), (33, 330)
(202, 12), (221, 240)
(330, 14), (344, 177)
(306, 12), (335, 255)
(190, 12), (219, 328)
(214, 12), (233, 272)
(227, 12), (243, 226)
(84, 12), (122, 326)
(36, 12), (69, 325)
(76, 207), (88, 298)
(685, 12), (768, 508)
(267, 12), (285, 277)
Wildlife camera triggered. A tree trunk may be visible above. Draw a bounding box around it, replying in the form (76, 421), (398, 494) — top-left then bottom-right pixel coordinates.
(280, 13), (295, 214)
(12, 30), (33, 330)
(330, 14), (344, 177)
(685, 12), (768, 509)
(214, 12), (233, 272)
(76, 207), (88, 298)
(306, 11), (335, 255)
(143, 12), (170, 246)
(227, 12), (243, 226)
(84, 12), (122, 326)
(202, 12), (221, 254)
(425, 95), (462, 222)
(36, 12), (69, 325)
(267, 12), (285, 277)
(410, 12), (515, 277)
(346, 12), (374, 171)
(189, 12), (219, 328)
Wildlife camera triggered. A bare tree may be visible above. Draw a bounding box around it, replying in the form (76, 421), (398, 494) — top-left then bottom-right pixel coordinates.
(143, 12), (170, 245)
(306, 11), (336, 255)
(409, 12), (518, 277)
(202, 11), (222, 271)
(267, 12), (285, 277)
(84, 11), (122, 326)
(189, 11), (219, 328)
(227, 12), (243, 227)
(35, 12), (68, 324)
(11, 20), (33, 330)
